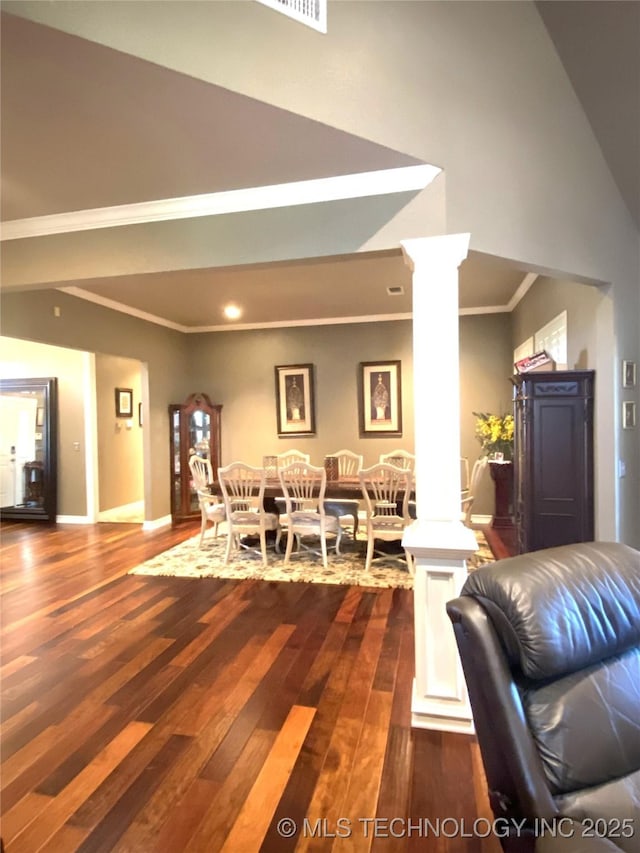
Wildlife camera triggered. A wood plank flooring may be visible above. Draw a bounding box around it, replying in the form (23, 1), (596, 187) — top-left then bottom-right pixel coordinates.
(1, 521), (502, 852)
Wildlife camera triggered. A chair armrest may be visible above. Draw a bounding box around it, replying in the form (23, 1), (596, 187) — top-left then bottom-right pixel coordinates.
(197, 491), (225, 513)
(197, 491), (221, 504)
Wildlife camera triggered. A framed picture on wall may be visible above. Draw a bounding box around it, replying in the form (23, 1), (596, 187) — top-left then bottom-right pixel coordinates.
(359, 360), (402, 436)
(115, 387), (133, 418)
(274, 364), (316, 436)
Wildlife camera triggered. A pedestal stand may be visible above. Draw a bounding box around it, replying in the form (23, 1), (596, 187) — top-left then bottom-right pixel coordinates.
(489, 460), (513, 528)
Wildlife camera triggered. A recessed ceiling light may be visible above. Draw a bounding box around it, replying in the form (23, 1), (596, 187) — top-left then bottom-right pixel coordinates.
(223, 304), (242, 320)
(387, 285), (404, 296)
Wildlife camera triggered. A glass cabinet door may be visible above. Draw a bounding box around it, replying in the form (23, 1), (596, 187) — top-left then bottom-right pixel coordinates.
(171, 407), (182, 517)
(169, 393), (222, 522)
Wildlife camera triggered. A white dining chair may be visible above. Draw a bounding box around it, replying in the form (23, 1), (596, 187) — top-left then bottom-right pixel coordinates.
(278, 462), (342, 569)
(359, 463), (414, 574)
(378, 449), (415, 472)
(218, 461), (280, 566)
(461, 456), (488, 527)
(188, 453), (226, 546)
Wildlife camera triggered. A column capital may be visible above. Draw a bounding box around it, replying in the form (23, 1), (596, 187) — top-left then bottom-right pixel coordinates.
(403, 520), (478, 561)
(400, 233), (471, 273)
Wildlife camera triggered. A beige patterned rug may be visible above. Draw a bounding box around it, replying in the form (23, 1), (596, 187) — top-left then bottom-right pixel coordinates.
(130, 528), (494, 590)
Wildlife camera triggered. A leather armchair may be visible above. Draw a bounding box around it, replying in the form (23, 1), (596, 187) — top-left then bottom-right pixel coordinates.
(446, 542), (640, 853)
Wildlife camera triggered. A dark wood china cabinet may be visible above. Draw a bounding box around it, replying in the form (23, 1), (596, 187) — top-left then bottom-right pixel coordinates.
(512, 370), (594, 554)
(169, 392), (222, 522)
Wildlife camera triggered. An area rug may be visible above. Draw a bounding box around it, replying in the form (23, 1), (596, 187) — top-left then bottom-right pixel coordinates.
(129, 528), (494, 590)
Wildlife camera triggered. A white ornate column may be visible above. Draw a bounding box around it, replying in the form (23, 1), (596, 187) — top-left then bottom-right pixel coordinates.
(401, 234), (478, 734)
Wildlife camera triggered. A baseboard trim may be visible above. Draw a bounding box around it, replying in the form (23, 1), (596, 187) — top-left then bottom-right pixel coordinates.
(56, 515), (93, 524)
(97, 500), (144, 521)
(143, 515), (172, 531)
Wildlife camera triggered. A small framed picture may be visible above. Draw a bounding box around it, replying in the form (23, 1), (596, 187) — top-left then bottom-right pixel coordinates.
(622, 401), (636, 430)
(359, 360), (402, 436)
(274, 364), (315, 436)
(622, 360), (637, 389)
(115, 387), (133, 418)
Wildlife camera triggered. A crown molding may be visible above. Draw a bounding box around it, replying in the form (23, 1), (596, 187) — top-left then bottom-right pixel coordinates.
(507, 272), (538, 311)
(1, 164), (440, 241)
(458, 305), (511, 316)
(58, 287), (186, 332)
(187, 313), (415, 333)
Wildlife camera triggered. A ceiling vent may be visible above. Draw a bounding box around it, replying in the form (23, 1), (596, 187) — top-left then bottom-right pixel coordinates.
(256, 0), (327, 33)
(387, 286), (405, 296)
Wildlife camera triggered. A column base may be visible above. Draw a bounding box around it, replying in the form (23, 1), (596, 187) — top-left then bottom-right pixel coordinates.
(411, 680), (475, 734)
(404, 520), (477, 734)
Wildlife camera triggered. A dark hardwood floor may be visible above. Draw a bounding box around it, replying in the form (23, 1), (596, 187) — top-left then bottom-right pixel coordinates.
(1, 520), (502, 852)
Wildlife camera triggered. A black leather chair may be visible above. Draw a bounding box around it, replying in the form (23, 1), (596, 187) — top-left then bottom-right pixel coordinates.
(446, 542), (640, 853)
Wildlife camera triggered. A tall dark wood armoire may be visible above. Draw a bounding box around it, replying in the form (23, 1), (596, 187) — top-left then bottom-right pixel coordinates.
(511, 370), (594, 554)
(169, 392), (222, 522)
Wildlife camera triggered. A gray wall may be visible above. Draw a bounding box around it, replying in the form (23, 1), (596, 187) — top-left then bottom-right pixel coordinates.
(512, 277), (607, 369)
(459, 314), (514, 514)
(0, 288), (189, 520)
(95, 353), (144, 511)
(188, 320), (415, 469)
(187, 315), (514, 516)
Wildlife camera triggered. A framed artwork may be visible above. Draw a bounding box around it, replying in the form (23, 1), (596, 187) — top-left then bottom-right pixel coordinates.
(622, 400), (636, 430)
(359, 360), (402, 436)
(275, 364), (316, 436)
(622, 360), (637, 389)
(115, 387), (133, 418)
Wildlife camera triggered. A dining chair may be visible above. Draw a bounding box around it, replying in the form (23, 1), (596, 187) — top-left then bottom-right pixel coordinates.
(328, 449), (364, 478)
(276, 449), (311, 470)
(359, 463), (414, 573)
(278, 462), (342, 569)
(460, 456), (470, 497)
(188, 453), (226, 546)
(324, 449), (364, 538)
(273, 451), (312, 534)
(378, 449), (415, 471)
(218, 462), (281, 566)
(461, 456), (488, 527)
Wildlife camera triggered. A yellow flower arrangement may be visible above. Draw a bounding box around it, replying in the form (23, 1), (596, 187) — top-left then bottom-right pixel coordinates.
(473, 411), (514, 460)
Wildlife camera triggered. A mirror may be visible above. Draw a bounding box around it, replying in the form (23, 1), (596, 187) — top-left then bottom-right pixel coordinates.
(0, 377), (58, 522)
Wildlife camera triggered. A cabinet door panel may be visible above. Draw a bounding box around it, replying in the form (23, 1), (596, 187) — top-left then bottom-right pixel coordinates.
(513, 370), (594, 554)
